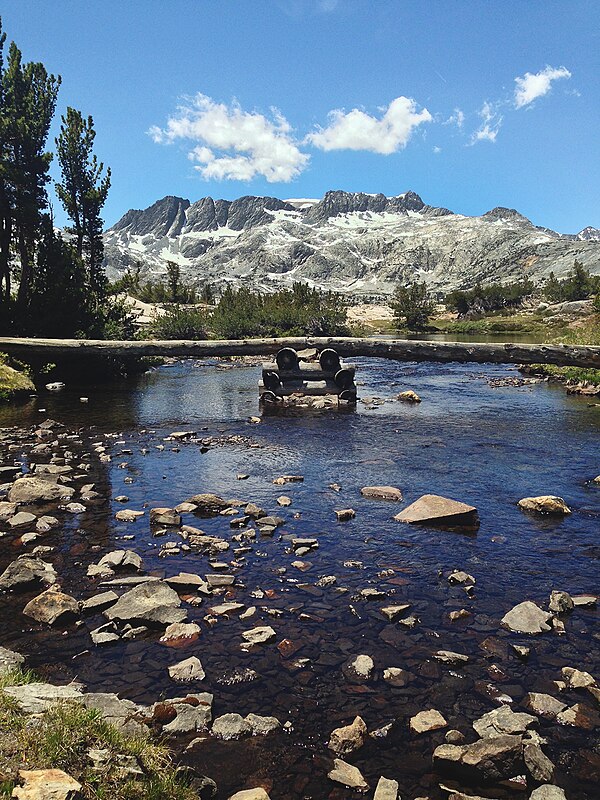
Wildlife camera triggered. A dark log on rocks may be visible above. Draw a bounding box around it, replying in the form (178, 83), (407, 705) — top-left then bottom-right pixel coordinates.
(1, 336), (599, 368)
(262, 362), (356, 379)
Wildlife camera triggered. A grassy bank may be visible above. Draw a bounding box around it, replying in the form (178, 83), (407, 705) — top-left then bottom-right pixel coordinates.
(0, 354), (35, 402)
(526, 316), (600, 386)
(0, 670), (196, 800)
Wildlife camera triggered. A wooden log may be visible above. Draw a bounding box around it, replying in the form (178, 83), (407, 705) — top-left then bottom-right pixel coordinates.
(0, 336), (599, 369)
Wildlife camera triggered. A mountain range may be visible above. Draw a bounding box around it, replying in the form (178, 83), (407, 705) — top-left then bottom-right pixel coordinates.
(103, 190), (600, 298)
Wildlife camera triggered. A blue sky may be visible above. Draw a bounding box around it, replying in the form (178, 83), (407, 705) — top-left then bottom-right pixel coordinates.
(2, 0), (598, 233)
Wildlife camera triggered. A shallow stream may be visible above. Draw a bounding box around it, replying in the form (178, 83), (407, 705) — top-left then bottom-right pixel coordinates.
(0, 358), (599, 799)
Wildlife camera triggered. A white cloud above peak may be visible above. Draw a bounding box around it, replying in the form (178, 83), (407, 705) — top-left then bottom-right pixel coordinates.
(514, 65), (571, 108)
(306, 96), (432, 154)
(470, 101), (503, 144)
(149, 94), (309, 182)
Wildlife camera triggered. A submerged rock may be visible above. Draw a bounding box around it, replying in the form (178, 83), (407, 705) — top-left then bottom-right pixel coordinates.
(501, 601), (553, 634)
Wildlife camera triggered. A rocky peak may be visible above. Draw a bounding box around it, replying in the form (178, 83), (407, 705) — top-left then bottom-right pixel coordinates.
(226, 195), (295, 230)
(303, 189), (427, 225)
(482, 207), (532, 225)
(577, 226), (600, 242)
(110, 196), (190, 238)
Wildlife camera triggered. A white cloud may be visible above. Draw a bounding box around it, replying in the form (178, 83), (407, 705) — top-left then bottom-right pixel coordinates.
(470, 101), (503, 144)
(149, 94), (309, 182)
(444, 108), (465, 129)
(433, 146), (442, 154)
(306, 96), (432, 154)
(514, 65), (571, 108)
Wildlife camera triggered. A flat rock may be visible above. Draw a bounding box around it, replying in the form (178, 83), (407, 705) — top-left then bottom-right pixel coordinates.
(81, 591), (119, 612)
(168, 656), (205, 681)
(12, 768), (81, 800)
(525, 692), (567, 719)
(473, 705), (537, 739)
(212, 712), (251, 740)
(114, 509), (144, 522)
(433, 734), (524, 782)
(562, 666), (596, 689)
(335, 508), (356, 521)
(517, 496), (571, 515)
(104, 581), (186, 626)
(23, 589), (79, 625)
(383, 667), (411, 687)
(410, 708), (447, 734)
(360, 486), (403, 501)
(394, 494), (477, 526)
(373, 776), (399, 800)
(8, 511), (37, 528)
(8, 477), (74, 504)
(82, 692), (148, 736)
(161, 622), (201, 642)
(346, 654), (374, 680)
(328, 715), (367, 755)
(524, 743), (555, 783)
(98, 549), (142, 571)
(434, 650), (469, 665)
(273, 475), (303, 485)
(150, 507), (181, 526)
(380, 604), (410, 621)
(241, 626), (276, 646)
(4, 682), (84, 713)
(328, 758), (368, 792)
(245, 713), (281, 735)
(0, 556), (57, 590)
(501, 601), (553, 634)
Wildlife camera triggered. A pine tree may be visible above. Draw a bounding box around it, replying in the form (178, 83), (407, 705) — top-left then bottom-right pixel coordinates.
(390, 281), (434, 330)
(55, 107), (111, 302)
(0, 36), (60, 308)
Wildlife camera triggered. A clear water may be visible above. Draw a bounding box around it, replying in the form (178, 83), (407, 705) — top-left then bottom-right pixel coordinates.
(0, 358), (599, 799)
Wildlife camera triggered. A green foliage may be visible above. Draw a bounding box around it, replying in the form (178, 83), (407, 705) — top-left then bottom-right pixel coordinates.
(109, 262), (199, 304)
(390, 280), (434, 331)
(0, 699), (197, 800)
(210, 283), (349, 338)
(55, 107), (111, 298)
(147, 305), (208, 340)
(445, 279), (534, 316)
(543, 261), (599, 302)
(0, 23), (61, 308)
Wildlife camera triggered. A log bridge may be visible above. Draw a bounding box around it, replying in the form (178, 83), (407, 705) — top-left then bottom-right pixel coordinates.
(0, 336), (599, 369)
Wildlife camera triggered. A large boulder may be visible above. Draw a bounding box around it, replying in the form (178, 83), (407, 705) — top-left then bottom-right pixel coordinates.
(8, 477), (74, 504)
(23, 589), (79, 625)
(517, 496), (571, 515)
(188, 493), (230, 515)
(501, 601), (553, 634)
(433, 734), (524, 782)
(104, 581), (186, 626)
(394, 494), (478, 527)
(0, 556), (57, 590)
